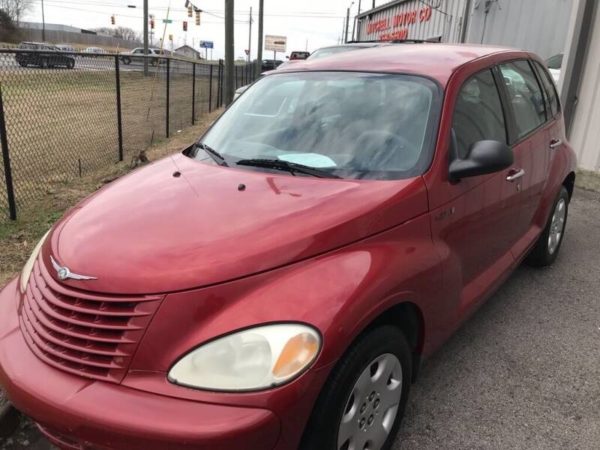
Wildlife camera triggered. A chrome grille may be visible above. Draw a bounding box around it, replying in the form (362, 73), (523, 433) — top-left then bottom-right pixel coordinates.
(19, 257), (162, 382)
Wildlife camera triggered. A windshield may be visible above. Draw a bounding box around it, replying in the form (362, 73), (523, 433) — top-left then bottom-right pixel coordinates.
(198, 72), (440, 180)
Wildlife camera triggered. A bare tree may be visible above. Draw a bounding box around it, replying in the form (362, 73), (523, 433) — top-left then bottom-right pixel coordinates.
(93, 26), (140, 42)
(0, 0), (33, 25)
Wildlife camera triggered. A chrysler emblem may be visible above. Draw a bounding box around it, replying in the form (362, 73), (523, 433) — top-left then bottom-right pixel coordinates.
(50, 256), (97, 281)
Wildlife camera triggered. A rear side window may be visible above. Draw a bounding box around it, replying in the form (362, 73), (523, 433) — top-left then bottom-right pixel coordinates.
(452, 70), (507, 159)
(499, 61), (546, 138)
(533, 61), (560, 118)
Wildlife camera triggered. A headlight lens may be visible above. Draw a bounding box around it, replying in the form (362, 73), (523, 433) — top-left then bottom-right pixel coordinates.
(20, 230), (50, 294)
(168, 323), (321, 391)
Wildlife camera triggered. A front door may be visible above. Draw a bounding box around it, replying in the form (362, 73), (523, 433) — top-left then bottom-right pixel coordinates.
(430, 68), (523, 315)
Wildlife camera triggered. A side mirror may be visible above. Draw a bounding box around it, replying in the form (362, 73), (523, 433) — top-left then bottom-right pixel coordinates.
(449, 140), (513, 181)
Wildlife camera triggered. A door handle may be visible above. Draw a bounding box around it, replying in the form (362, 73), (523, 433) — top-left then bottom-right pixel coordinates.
(549, 139), (562, 149)
(506, 168), (525, 182)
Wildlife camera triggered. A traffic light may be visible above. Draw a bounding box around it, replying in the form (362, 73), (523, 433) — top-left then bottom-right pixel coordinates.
(111, 15), (115, 25)
(188, 6), (193, 17)
(150, 18), (155, 29)
(195, 10), (201, 26)
(169, 34), (173, 41)
(183, 21), (188, 32)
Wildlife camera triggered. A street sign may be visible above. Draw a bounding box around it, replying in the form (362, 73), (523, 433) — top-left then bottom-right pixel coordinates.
(265, 35), (287, 53)
(200, 41), (214, 49)
(162, 19), (173, 24)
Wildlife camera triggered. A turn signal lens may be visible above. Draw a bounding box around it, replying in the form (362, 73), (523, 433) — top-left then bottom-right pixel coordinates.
(273, 332), (320, 379)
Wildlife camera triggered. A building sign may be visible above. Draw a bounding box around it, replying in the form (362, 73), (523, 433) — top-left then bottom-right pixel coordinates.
(366, 5), (432, 40)
(356, 0), (468, 43)
(265, 35), (287, 53)
(199, 41), (214, 49)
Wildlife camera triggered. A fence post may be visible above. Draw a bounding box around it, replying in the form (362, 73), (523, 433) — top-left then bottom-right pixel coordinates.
(0, 83), (17, 221)
(114, 55), (124, 162)
(219, 60), (224, 107)
(208, 64), (213, 113)
(166, 58), (170, 138)
(217, 60), (223, 108)
(192, 62), (196, 125)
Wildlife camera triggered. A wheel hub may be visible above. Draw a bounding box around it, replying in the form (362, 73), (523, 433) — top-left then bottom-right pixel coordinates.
(337, 354), (403, 450)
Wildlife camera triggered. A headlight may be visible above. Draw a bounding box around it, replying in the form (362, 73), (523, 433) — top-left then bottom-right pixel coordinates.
(20, 230), (51, 294)
(168, 323), (321, 391)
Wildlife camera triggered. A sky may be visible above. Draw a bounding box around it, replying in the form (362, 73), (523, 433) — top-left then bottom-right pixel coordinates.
(22, 0), (381, 59)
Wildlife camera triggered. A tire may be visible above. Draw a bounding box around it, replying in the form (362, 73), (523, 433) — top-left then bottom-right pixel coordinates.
(122, 57), (131, 65)
(67, 60), (75, 70)
(17, 61), (27, 68)
(300, 326), (412, 450)
(40, 58), (48, 69)
(526, 186), (570, 267)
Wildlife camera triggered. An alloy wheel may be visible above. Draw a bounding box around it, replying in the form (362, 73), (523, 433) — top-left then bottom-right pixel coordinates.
(548, 198), (566, 255)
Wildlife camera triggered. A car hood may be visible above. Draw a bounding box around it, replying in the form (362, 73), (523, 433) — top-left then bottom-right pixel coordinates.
(43, 153), (428, 294)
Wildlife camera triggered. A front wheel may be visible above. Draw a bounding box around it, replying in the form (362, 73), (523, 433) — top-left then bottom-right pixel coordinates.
(66, 60), (75, 69)
(122, 57), (131, 65)
(300, 326), (412, 450)
(526, 186), (570, 267)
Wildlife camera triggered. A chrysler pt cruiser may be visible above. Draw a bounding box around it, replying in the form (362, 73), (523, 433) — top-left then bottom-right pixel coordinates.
(0, 45), (576, 450)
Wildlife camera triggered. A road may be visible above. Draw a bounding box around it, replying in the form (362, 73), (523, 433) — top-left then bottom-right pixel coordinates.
(1, 188), (599, 450)
(0, 55), (224, 76)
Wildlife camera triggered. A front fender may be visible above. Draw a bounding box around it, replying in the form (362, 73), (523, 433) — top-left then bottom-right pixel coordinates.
(124, 215), (443, 450)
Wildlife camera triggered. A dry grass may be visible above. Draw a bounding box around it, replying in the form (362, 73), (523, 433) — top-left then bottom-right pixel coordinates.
(0, 67), (217, 211)
(0, 110), (220, 288)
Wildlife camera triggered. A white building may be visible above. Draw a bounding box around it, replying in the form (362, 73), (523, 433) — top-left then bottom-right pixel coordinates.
(175, 45), (202, 60)
(355, 0), (599, 172)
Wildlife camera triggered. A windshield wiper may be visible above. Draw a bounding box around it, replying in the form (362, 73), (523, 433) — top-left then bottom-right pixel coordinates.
(236, 158), (341, 179)
(196, 142), (228, 166)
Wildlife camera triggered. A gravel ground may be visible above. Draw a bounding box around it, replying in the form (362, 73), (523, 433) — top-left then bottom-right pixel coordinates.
(1, 188), (599, 450)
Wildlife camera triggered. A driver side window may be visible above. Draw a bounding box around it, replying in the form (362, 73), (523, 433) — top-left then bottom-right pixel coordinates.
(452, 70), (507, 159)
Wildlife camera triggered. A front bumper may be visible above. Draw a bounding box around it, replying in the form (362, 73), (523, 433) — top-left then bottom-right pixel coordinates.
(0, 279), (280, 450)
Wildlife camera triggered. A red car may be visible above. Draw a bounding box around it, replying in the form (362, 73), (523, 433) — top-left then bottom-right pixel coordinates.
(0, 44), (576, 450)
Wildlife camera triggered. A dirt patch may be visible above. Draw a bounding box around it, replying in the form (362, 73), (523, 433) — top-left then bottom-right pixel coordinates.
(576, 169), (600, 192)
(0, 110), (220, 288)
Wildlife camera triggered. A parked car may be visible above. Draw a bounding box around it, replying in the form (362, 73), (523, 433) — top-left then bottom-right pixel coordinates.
(120, 47), (165, 65)
(277, 43), (384, 70)
(55, 44), (75, 54)
(261, 58), (284, 71)
(289, 50), (310, 60)
(0, 45), (576, 450)
(84, 47), (108, 56)
(15, 42), (75, 69)
(546, 53), (563, 83)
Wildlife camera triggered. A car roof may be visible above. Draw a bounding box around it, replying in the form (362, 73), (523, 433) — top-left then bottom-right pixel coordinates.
(275, 43), (526, 86)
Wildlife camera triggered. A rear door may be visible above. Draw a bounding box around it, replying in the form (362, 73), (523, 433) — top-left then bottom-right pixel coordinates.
(497, 60), (550, 255)
(532, 59), (564, 173)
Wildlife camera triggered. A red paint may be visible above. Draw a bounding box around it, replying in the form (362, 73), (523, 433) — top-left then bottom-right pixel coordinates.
(0, 45), (577, 450)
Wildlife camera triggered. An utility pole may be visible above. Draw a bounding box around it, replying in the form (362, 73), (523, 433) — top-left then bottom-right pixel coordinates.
(248, 6), (253, 63)
(256, 0), (264, 77)
(372, 1), (376, 9)
(224, 0), (234, 105)
(41, 0), (46, 41)
(345, 7), (350, 43)
(143, 0), (149, 76)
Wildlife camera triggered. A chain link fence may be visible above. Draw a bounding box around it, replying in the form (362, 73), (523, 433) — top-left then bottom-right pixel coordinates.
(0, 49), (256, 220)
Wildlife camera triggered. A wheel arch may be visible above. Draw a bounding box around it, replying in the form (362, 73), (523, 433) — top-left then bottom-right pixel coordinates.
(563, 171), (576, 199)
(359, 301), (425, 382)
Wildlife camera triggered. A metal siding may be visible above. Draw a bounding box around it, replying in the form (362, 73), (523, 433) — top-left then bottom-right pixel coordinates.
(357, 0), (467, 42)
(465, 0), (574, 59)
(569, 3), (600, 171)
